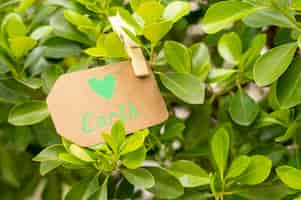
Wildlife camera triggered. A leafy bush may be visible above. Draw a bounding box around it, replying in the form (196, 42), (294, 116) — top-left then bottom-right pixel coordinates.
(1, 0), (301, 199)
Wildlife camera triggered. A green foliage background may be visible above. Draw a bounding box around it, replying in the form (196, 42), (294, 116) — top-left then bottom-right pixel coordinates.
(0, 0), (301, 199)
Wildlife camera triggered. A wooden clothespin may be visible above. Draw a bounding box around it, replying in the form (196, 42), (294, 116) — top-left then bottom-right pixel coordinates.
(109, 14), (150, 77)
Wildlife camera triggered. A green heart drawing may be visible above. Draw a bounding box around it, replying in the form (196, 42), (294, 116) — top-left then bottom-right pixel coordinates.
(88, 74), (116, 100)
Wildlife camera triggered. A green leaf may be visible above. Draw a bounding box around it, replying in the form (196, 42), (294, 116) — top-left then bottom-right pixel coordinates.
(161, 117), (185, 141)
(121, 168), (154, 189)
(122, 146), (146, 169)
(69, 144), (95, 162)
(240, 34), (266, 72)
(208, 68), (237, 83)
(275, 119), (301, 142)
(111, 120), (126, 148)
(8, 100), (49, 126)
(218, 32), (242, 64)
(228, 89), (259, 126)
(243, 8), (294, 28)
(40, 160), (63, 176)
(2, 13), (27, 37)
(86, 32), (127, 58)
(90, 177), (108, 200)
(33, 144), (66, 162)
(277, 58), (301, 109)
(50, 11), (92, 45)
(168, 160), (210, 188)
(163, 1), (191, 23)
(120, 129), (149, 155)
(160, 72), (205, 104)
(64, 9), (94, 27)
(202, 1), (258, 34)
(238, 182), (289, 200)
(135, 1), (164, 25)
(43, 38), (81, 59)
(9, 36), (37, 58)
(147, 167), (184, 199)
(190, 42), (211, 81)
(65, 175), (99, 200)
(58, 153), (87, 166)
(253, 42), (298, 86)
(211, 127), (229, 179)
(0, 149), (20, 187)
(31, 26), (53, 40)
(16, 0), (36, 13)
(292, 0), (301, 10)
(226, 155), (250, 179)
(164, 41), (191, 73)
(276, 166), (301, 190)
(238, 155), (272, 185)
(143, 20), (173, 44)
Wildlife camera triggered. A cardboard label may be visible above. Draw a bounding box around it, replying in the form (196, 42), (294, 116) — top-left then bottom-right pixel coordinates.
(47, 61), (169, 146)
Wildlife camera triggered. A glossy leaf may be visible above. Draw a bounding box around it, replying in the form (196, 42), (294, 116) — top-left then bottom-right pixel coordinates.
(168, 160), (210, 188)
(226, 155), (250, 179)
(253, 42), (298, 86)
(160, 72), (205, 104)
(228, 89), (259, 126)
(121, 168), (154, 189)
(202, 1), (258, 34)
(276, 165), (301, 190)
(121, 146), (146, 169)
(190, 42), (211, 80)
(164, 41), (191, 73)
(211, 127), (229, 179)
(8, 101), (49, 126)
(147, 167), (184, 199)
(277, 58), (301, 109)
(218, 32), (242, 64)
(238, 155), (272, 185)
(163, 1), (191, 22)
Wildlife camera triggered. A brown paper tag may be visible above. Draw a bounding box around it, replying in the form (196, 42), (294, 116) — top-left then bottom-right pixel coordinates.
(47, 61), (169, 146)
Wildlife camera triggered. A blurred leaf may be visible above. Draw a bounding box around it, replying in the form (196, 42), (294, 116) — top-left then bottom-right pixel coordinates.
(50, 11), (92, 45)
(2, 13), (26, 37)
(8, 100), (49, 126)
(43, 38), (81, 59)
(9, 36), (37, 58)
(65, 175), (99, 200)
(276, 165), (301, 190)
